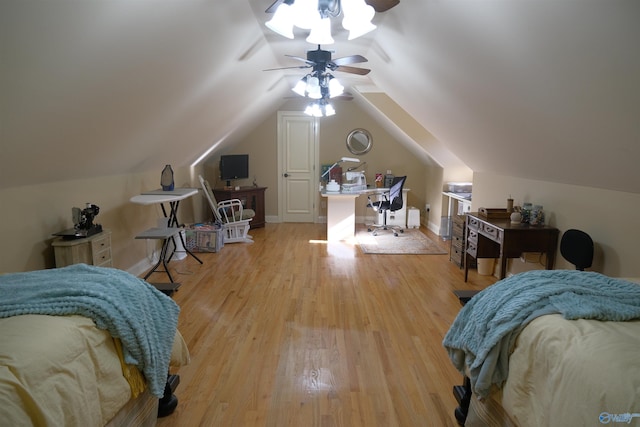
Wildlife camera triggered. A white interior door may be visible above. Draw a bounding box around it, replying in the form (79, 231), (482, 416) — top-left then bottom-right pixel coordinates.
(277, 112), (318, 223)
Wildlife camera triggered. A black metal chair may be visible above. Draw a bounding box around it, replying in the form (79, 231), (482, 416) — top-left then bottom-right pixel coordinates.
(560, 229), (594, 270)
(367, 176), (407, 237)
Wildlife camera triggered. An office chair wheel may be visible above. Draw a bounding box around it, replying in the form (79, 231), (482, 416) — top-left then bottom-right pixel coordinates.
(394, 232), (399, 237)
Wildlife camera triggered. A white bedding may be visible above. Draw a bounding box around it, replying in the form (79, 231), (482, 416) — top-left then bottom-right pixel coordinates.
(0, 314), (189, 427)
(502, 314), (640, 426)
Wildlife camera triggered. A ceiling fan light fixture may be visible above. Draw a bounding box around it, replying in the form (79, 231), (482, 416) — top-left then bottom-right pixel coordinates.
(266, 0), (381, 41)
(341, 0), (376, 39)
(327, 75), (344, 97)
(265, 3), (295, 39)
(290, 0), (319, 30)
(305, 16), (334, 45)
(304, 102), (323, 117)
(292, 76), (308, 96)
(307, 86), (323, 99)
(303, 98), (336, 117)
(324, 102), (336, 116)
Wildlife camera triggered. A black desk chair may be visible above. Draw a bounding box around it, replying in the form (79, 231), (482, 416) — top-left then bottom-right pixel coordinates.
(560, 228), (594, 271)
(367, 176), (407, 237)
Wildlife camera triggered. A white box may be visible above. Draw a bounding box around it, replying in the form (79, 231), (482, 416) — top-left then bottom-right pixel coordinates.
(408, 207), (420, 228)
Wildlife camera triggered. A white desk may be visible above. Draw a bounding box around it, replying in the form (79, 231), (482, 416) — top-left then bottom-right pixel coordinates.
(320, 187), (409, 242)
(131, 188), (202, 276)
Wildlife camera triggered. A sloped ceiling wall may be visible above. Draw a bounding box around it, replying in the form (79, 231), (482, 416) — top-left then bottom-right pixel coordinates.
(1, 0), (639, 194)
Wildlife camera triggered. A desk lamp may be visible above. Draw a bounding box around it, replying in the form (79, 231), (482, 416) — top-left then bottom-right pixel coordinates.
(321, 157), (359, 180)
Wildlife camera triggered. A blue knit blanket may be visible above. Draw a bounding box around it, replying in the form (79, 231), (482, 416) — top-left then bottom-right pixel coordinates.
(0, 264), (180, 397)
(442, 270), (640, 398)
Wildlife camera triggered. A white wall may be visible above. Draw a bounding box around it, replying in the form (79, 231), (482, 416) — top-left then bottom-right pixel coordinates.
(472, 172), (640, 277)
(0, 166), (205, 274)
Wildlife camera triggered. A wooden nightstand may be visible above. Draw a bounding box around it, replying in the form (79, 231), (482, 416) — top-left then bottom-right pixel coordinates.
(52, 230), (112, 268)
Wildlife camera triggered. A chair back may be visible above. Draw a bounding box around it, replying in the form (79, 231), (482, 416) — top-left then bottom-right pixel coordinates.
(560, 229), (594, 271)
(388, 176), (407, 211)
(198, 175), (223, 223)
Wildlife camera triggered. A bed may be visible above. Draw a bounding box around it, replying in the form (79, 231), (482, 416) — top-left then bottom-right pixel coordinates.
(443, 270), (640, 426)
(0, 264), (190, 427)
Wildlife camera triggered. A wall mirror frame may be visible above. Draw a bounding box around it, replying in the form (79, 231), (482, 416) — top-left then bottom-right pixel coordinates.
(346, 128), (373, 155)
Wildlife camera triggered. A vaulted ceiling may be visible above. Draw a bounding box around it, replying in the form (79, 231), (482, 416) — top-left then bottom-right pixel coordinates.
(2, 0), (639, 194)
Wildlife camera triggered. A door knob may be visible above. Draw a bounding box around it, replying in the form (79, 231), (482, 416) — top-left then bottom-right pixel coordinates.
(284, 173), (290, 177)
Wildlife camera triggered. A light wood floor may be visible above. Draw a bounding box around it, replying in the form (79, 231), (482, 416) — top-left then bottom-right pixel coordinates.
(156, 223), (495, 427)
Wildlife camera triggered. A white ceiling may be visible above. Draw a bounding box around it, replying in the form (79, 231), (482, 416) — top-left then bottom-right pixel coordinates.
(2, 0), (639, 194)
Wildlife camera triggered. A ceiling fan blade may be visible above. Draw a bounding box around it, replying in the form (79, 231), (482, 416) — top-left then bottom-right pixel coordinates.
(331, 95), (354, 101)
(331, 55), (368, 66)
(263, 65), (311, 72)
(365, 0), (400, 13)
(265, 0), (283, 13)
(335, 65), (371, 75)
(285, 54), (315, 66)
(283, 94), (353, 101)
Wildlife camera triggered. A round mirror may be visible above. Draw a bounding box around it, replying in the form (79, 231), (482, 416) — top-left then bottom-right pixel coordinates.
(346, 128), (373, 155)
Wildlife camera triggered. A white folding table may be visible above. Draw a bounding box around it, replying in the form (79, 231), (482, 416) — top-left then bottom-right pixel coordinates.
(131, 188), (203, 283)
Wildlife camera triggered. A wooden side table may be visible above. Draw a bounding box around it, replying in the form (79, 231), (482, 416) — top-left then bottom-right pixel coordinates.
(52, 230), (112, 268)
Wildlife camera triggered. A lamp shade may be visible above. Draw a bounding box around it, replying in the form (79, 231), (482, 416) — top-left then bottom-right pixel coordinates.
(292, 76), (308, 96)
(306, 16), (334, 45)
(324, 102), (336, 116)
(290, 0), (319, 30)
(306, 76), (322, 99)
(266, 0), (377, 41)
(342, 0), (376, 40)
(265, 3), (295, 39)
(328, 76), (344, 98)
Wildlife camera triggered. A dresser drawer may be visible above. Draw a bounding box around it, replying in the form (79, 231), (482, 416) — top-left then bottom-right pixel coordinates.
(452, 214), (465, 226)
(467, 241), (477, 257)
(452, 220), (464, 237)
(450, 247), (463, 266)
(91, 234), (110, 252)
(451, 236), (464, 251)
(93, 247), (112, 267)
(480, 222), (502, 242)
(467, 216), (480, 231)
(467, 229), (478, 245)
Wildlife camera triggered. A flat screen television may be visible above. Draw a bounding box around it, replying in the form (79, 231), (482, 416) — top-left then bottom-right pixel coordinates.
(219, 154), (249, 186)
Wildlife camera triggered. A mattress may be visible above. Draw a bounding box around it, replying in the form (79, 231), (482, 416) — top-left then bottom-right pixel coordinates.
(465, 314), (640, 427)
(0, 314), (190, 427)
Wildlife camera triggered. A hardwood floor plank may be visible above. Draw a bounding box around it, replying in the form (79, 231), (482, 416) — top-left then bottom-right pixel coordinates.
(157, 223), (495, 426)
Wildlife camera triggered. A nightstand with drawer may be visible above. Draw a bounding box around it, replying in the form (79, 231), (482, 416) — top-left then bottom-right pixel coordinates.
(52, 229), (112, 268)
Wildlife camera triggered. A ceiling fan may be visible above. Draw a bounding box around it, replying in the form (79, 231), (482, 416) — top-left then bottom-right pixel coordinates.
(264, 45), (370, 76)
(266, 0), (400, 14)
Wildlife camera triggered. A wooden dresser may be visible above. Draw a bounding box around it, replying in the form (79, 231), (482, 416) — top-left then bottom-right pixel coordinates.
(213, 186), (267, 228)
(449, 215), (466, 268)
(52, 229), (112, 268)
